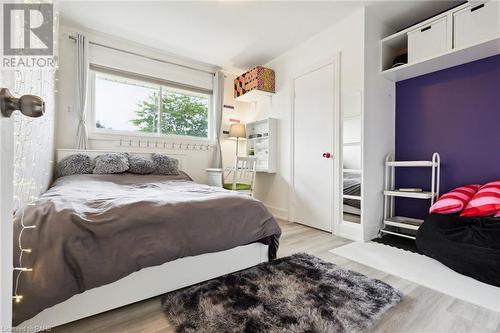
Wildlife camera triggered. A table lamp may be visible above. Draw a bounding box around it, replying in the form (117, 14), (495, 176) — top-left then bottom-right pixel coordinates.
(228, 123), (246, 157)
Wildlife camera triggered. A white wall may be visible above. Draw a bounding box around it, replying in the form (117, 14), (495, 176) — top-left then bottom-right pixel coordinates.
(361, 8), (395, 240)
(251, 9), (366, 221)
(56, 24), (220, 183)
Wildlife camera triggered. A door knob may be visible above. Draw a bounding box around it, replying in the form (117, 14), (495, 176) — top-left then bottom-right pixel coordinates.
(0, 88), (45, 118)
(322, 152), (332, 158)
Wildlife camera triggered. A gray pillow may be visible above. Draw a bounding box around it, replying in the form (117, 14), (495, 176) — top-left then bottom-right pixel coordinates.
(152, 153), (180, 175)
(128, 155), (155, 174)
(56, 154), (95, 178)
(93, 153), (129, 174)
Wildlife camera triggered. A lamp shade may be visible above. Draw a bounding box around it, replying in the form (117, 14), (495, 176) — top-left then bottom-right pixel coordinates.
(228, 123), (246, 138)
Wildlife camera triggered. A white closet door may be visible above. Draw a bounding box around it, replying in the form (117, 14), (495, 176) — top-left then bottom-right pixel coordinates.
(292, 63), (335, 232)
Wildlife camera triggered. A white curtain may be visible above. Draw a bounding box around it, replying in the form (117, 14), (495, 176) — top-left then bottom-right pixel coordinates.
(212, 71), (224, 169)
(75, 34), (89, 150)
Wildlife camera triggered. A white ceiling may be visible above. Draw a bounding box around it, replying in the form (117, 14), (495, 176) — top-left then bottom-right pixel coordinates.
(59, 1), (463, 72)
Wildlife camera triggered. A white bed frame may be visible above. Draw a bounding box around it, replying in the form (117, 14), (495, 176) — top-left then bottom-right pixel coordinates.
(16, 149), (269, 331)
(18, 243), (268, 330)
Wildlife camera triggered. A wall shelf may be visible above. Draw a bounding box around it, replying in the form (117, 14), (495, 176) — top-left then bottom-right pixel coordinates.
(235, 89), (273, 103)
(381, 36), (500, 82)
(380, 1), (500, 82)
(246, 118), (277, 173)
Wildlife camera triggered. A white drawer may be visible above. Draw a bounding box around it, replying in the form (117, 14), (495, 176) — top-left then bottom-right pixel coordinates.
(408, 17), (448, 63)
(453, 1), (500, 49)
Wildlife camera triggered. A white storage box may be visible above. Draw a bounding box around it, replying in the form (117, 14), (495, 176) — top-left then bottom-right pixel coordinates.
(453, 1), (500, 49)
(408, 17), (448, 63)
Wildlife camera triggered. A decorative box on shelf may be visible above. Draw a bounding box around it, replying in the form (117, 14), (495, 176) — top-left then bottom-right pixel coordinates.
(234, 66), (275, 103)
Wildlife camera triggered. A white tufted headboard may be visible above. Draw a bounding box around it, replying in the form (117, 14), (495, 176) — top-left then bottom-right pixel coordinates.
(56, 149), (187, 170)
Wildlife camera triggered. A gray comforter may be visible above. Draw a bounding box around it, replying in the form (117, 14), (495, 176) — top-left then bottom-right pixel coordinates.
(13, 173), (281, 325)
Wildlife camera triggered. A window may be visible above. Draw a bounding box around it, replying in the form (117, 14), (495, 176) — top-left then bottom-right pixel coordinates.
(91, 70), (211, 139)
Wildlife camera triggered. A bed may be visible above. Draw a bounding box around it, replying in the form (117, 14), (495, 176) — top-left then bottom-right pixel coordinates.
(343, 173), (361, 216)
(14, 149), (281, 330)
(416, 213), (500, 287)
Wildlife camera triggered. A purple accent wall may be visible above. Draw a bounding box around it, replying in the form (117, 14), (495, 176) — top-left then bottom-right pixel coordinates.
(395, 54), (500, 218)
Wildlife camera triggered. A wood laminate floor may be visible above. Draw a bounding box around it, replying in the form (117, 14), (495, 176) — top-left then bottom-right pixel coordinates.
(54, 220), (500, 333)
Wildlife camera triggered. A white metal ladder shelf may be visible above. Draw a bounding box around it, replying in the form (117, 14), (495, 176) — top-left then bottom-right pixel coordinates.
(380, 153), (440, 240)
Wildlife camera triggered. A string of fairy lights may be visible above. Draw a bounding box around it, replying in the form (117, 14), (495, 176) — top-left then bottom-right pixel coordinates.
(12, 0), (58, 305)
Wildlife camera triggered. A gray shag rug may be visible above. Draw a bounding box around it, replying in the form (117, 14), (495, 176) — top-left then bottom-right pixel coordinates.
(162, 253), (402, 333)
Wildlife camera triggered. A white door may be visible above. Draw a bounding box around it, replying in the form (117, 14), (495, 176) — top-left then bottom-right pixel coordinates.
(292, 62), (336, 232)
(0, 73), (14, 329)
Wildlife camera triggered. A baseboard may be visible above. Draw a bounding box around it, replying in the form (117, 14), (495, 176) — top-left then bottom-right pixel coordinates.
(338, 222), (363, 241)
(265, 204), (289, 221)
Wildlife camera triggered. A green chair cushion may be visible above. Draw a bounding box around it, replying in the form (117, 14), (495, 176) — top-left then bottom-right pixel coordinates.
(223, 183), (252, 191)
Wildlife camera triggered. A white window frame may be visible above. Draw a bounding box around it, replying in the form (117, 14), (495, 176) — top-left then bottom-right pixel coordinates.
(88, 68), (213, 142)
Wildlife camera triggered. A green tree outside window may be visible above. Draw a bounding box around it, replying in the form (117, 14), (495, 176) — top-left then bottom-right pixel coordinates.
(131, 90), (208, 137)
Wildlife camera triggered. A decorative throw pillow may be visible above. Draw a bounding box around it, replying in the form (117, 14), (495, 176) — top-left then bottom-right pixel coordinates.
(93, 153), (129, 174)
(128, 155), (155, 175)
(429, 184), (481, 214)
(461, 180), (500, 217)
(56, 154), (95, 178)
(152, 153), (180, 175)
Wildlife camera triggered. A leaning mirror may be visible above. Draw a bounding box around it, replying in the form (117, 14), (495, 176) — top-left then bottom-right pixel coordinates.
(341, 91), (362, 224)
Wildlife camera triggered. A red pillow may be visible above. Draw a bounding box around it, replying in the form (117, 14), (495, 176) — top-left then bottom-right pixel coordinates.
(461, 180), (500, 217)
(429, 185), (481, 214)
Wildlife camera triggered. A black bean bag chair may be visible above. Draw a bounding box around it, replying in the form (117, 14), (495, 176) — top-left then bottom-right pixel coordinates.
(416, 213), (500, 287)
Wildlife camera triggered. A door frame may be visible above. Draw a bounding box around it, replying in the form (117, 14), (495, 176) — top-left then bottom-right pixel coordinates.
(289, 52), (341, 234)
